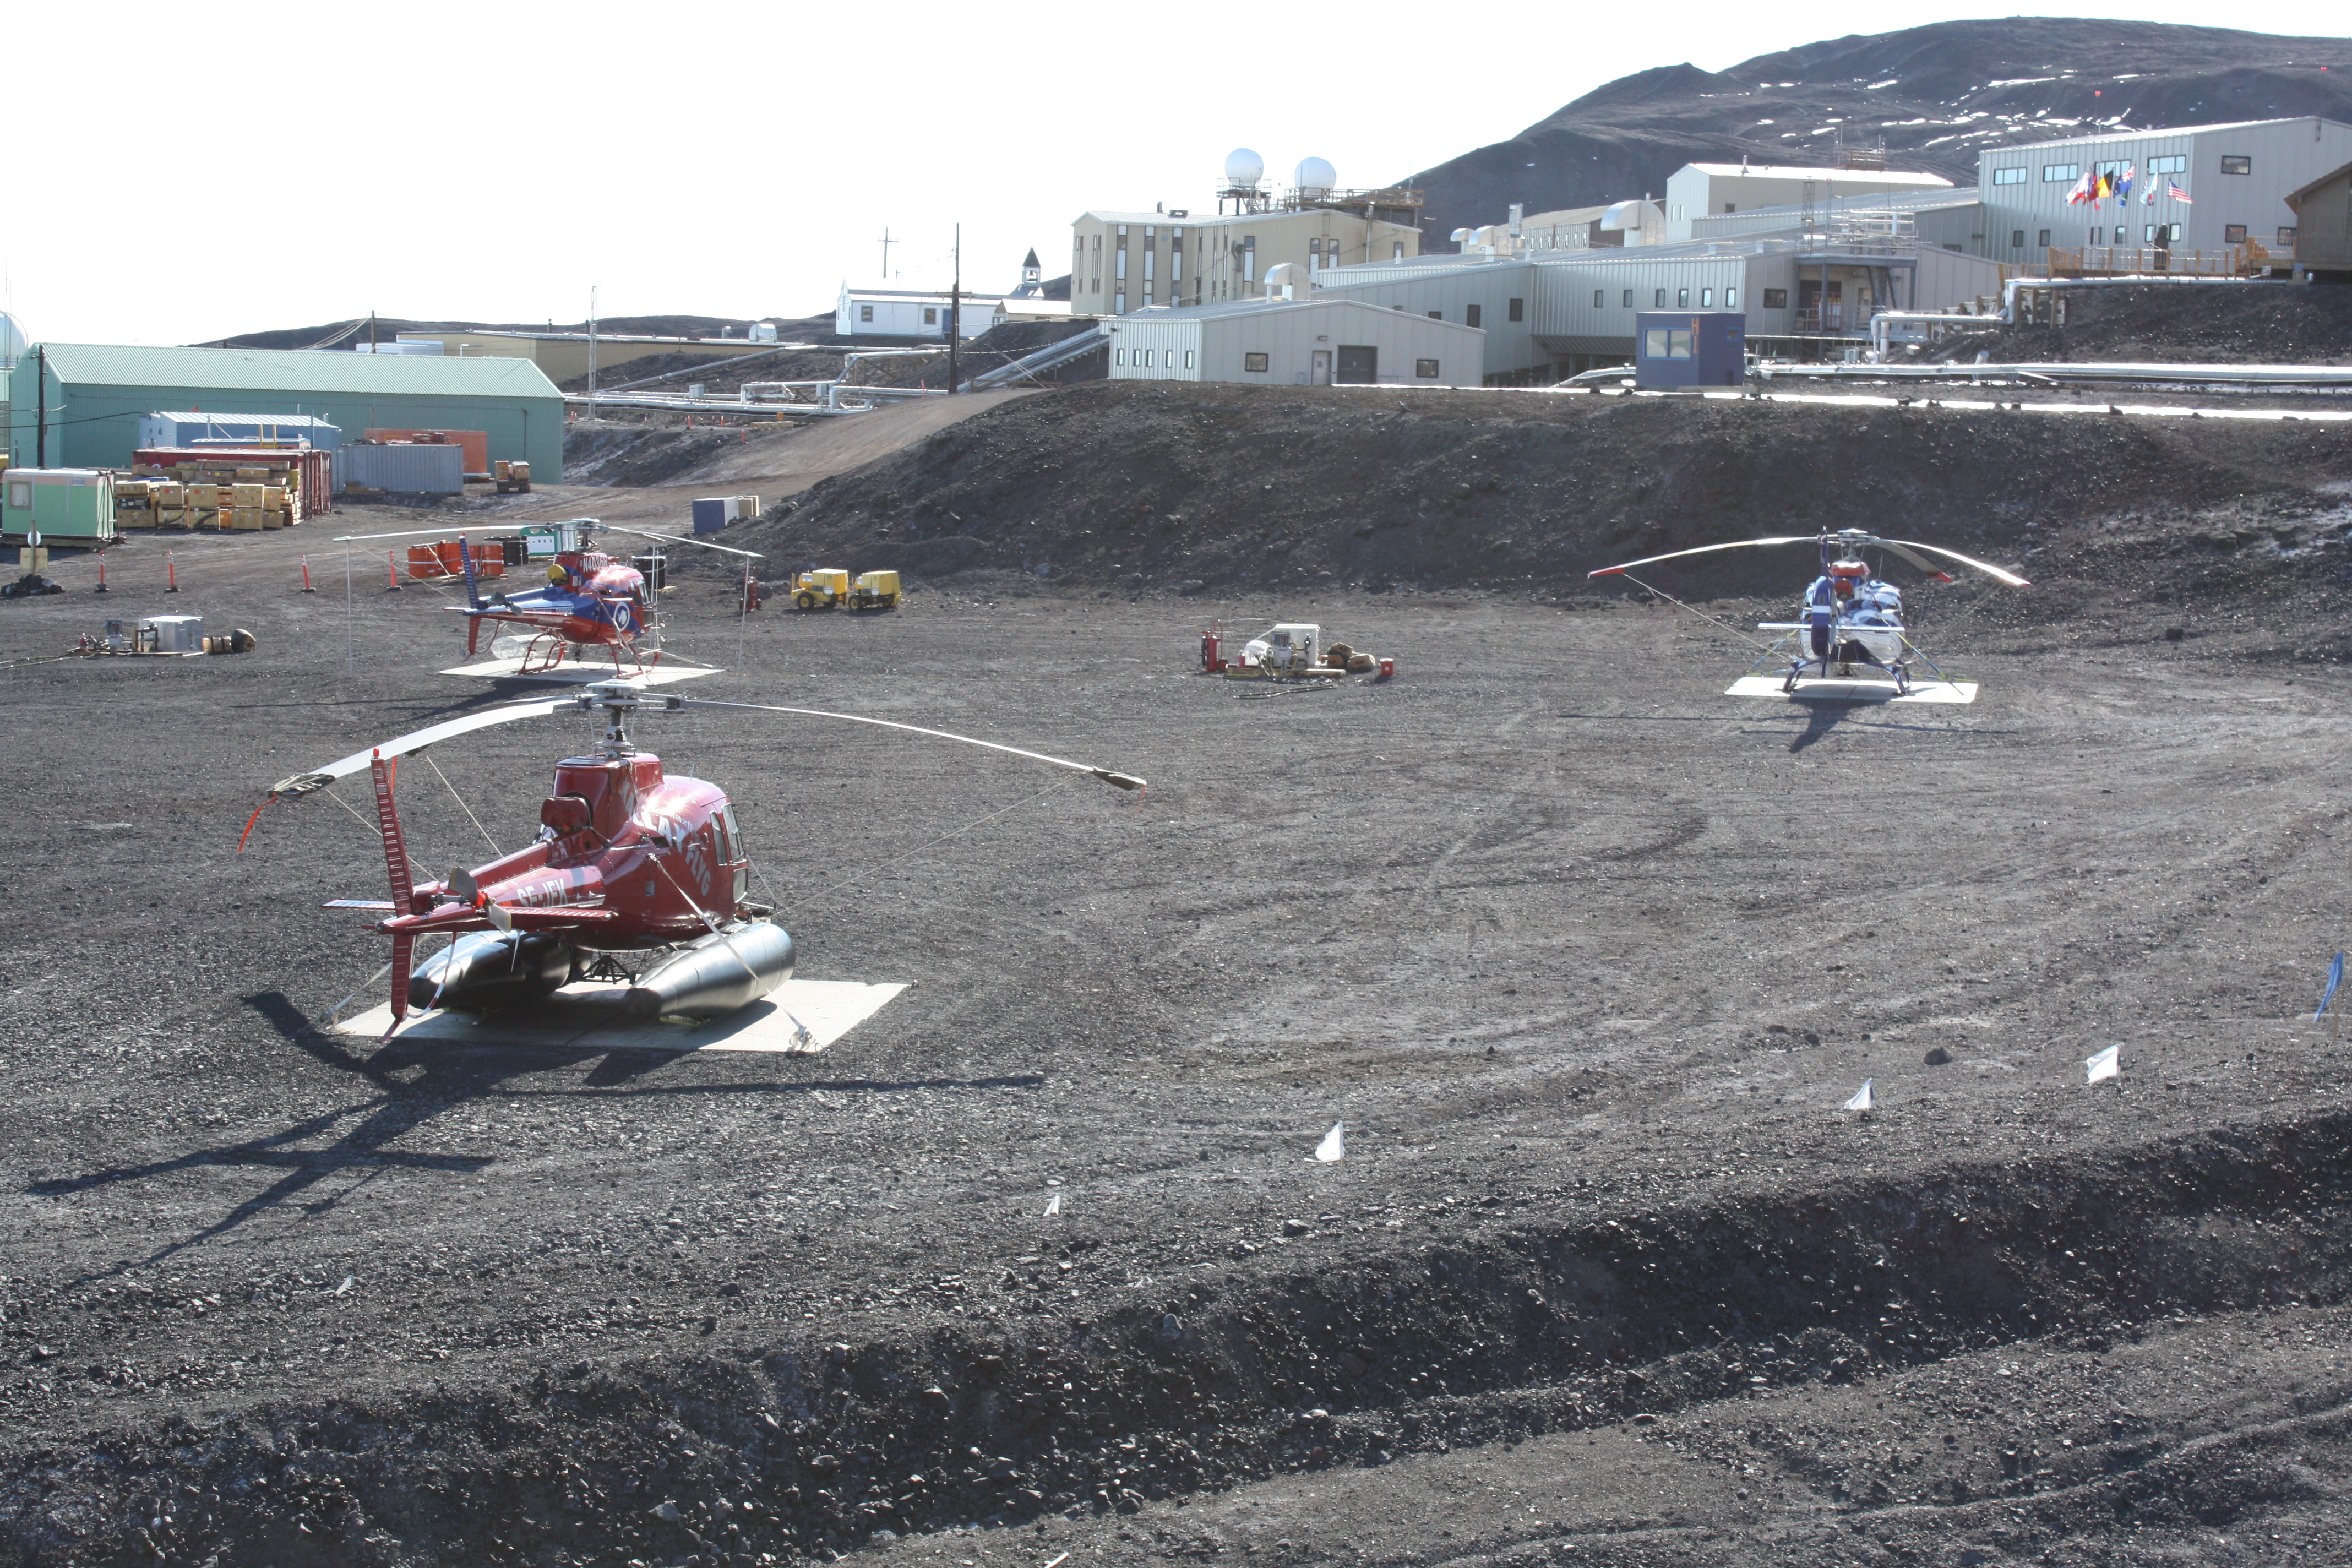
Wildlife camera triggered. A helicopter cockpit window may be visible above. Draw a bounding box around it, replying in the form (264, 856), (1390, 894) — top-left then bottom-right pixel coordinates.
(541, 796), (593, 836)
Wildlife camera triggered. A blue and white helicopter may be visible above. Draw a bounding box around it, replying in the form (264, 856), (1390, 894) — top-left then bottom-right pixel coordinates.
(1589, 528), (2029, 701)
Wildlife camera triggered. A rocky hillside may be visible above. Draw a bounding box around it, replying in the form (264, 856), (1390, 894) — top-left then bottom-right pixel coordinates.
(1407, 19), (2352, 239)
(725, 380), (2352, 652)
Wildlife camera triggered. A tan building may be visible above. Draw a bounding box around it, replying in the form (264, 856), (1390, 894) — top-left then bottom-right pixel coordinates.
(1070, 206), (1419, 315)
(2286, 159), (2352, 278)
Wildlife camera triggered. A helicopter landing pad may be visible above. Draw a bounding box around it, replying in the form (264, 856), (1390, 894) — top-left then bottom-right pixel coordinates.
(438, 656), (723, 687)
(1726, 675), (1978, 705)
(331, 978), (907, 1055)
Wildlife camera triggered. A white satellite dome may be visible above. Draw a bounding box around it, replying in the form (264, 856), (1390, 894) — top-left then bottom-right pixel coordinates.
(1294, 156), (1337, 195)
(0, 312), (28, 367)
(1224, 148), (1265, 186)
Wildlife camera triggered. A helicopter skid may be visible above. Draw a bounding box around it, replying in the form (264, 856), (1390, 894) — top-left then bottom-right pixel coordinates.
(1726, 674), (1978, 705)
(334, 977), (906, 1054)
(439, 656), (721, 687)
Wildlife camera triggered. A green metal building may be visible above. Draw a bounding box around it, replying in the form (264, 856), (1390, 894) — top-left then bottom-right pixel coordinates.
(7, 344), (565, 479)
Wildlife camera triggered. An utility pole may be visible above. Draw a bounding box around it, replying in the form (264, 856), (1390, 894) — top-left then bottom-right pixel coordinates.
(588, 286), (599, 419)
(879, 227), (893, 279)
(948, 224), (960, 394)
(35, 345), (46, 466)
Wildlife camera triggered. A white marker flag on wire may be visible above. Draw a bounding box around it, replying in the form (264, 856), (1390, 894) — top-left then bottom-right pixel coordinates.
(1314, 1122), (1346, 1163)
(1843, 1080), (1875, 1113)
(1044, 1191), (1061, 1216)
(2086, 1044), (2121, 1084)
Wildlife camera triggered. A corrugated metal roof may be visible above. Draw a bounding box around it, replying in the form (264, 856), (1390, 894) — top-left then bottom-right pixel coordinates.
(143, 409), (341, 428)
(1989, 116), (2351, 150)
(1683, 164), (1953, 186)
(1116, 297), (1484, 333)
(31, 343), (560, 397)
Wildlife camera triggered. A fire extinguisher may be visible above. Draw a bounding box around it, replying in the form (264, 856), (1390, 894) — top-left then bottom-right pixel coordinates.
(741, 574), (762, 612)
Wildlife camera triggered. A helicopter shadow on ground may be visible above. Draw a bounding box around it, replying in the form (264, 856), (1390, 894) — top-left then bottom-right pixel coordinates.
(28, 991), (948, 1283)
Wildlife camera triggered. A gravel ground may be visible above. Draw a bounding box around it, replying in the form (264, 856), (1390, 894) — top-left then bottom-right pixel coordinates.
(1926, 282), (2352, 367)
(2, 420), (2350, 1566)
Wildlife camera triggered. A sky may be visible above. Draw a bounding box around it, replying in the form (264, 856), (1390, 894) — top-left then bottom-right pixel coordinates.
(6, 2), (2347, 346)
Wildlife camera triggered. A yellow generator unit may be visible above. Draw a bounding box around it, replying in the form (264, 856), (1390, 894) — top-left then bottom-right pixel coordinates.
(792, 569), (850, 609)
(845, 570), (900, 612)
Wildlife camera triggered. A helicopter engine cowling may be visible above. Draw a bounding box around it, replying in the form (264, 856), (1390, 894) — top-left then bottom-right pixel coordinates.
(622, 921), (795, 1021)
(410, 930), (575, 1012)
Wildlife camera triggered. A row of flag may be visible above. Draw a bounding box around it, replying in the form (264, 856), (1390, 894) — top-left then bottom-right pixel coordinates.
(1844, 952), (2345, 1113)
(2066, 165), (2193, 207)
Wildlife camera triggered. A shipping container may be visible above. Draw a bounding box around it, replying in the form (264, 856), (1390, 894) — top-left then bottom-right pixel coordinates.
(692, 497), (729, 534)
(340, 442), (465, 494)
(137, 411), (341, 453)
(1633, 311), (1747, 389)
(363, 428), (488, 477)
(3, 468), (117, 543)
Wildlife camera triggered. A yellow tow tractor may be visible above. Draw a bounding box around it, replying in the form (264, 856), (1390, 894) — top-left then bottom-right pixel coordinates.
(792, 569), (901, 612)
(844, 570), (900, 612)
(791, 569), (850, 609)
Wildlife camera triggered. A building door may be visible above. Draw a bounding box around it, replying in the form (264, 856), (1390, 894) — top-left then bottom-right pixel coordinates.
(1311, 350), (1332, 385)
(1335, 345), (1376, 384)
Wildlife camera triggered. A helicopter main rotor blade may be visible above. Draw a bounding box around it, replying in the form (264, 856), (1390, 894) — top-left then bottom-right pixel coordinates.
(332, 524), (526, 543)
(1870, 537), (2031, 589)
(264, 696), (580, 799)
(1868, 540), (1958, 582)
(592, 522), (764, 560)
(677, 699), (1146, 791)
(1587, 537), (1817, 579)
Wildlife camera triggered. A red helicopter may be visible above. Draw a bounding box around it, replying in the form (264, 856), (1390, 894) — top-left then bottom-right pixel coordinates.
(336, 519), (760, 673)
(242, 682), (1145, 1037)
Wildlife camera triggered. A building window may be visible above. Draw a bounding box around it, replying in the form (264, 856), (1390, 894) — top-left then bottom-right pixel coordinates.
(1700, 287), (1713, 307)
(1171, 230), (1184, 281)
(2220, 155), (2251, 176)
(1727, 287), (1739, 308)
(2041, 162), (2078, 182)
(2011, 230), (2026, 248)
(1676, 288), (1689, 307)
(1243, 352), (1269, 372)
(1642, 329), (1694, 359)
(1991, 166), (2026, 186)
(2148, 154), (2186, 175)
(1392, 241), (1405, 260)
(2280, 227), (2299, 246)
(1115, 292), (1126, 314)
(1621, 289), (1633, 307)
(1244, 236), (1256, 282)
(1722, 203), (1736, 214)
(1465, 303), (1482, 328)
(1116, 249), (1127, 281)
(1308, 238), (1321, 272)
(2089, 227), (2101, 246)
(1507, 297), (1523, 322)
(1593, 289), (1605, 308)
(1415, 358), (1440, 378)
(1428, 310), (1442, 320)
(2037, 228), (2051, 248)
(1762, 288), (1787, 308)
(1654, 288), (1666, 307)
(1185, 350), (1195, 369)
(1115, 347), (1126, 366)
(859, 304), (874, 323)
(2224, 223), (2248, 243)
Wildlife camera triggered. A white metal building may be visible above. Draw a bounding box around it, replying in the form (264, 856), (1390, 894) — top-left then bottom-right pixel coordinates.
(1972, 117), (2352, 262)
(835, 286), (1008, 340)
(1103, 298), (1483, 388)
(1663, 164), (1955, 241)
(1314, 237), (2006, 378)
